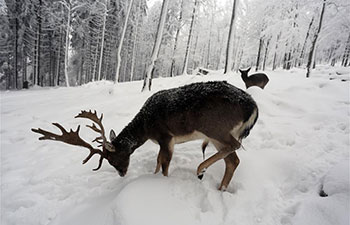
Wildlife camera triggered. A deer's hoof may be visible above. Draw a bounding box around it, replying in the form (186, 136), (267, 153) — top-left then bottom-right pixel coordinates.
(197, 168), (206, 180)
(218, 185), (227, 191)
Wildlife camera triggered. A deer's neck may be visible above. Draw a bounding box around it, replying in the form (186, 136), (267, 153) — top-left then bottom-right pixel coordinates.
(113, 115), (147, 154)
(241, 73), (249, 81)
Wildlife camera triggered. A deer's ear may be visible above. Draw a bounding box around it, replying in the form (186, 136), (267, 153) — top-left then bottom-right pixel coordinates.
(247, 67), (251, 72)
(110, 129), (117, 141)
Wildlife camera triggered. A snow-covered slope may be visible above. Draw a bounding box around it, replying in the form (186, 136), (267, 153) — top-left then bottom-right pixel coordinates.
(1, 66), (349, 225)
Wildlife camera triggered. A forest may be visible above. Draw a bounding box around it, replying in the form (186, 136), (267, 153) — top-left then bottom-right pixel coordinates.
(0, 0), (349, 90)
(1, 1), (350, 224)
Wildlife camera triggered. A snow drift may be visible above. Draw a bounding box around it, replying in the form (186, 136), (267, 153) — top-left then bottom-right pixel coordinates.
(1, 66), (349, 225)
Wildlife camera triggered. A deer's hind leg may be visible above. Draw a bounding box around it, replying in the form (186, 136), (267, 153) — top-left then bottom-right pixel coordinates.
(196, 144), (232, 179)
(196, 135), (241, 190)
(154, 138), (174, 176)
(219, 152), (240, 191)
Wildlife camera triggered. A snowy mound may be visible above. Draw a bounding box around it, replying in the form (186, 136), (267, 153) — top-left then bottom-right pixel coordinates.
(1, 66), (349, 225)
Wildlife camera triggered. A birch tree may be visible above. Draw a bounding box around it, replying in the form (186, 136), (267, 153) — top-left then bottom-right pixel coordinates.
(306, 0), (326, 78)
(169, 0), (184, 77)
(97, 0), (108, 81)
(115, 0), (135, 83)
(299, 16), (314, 66)
(224, 0), (237, 74)
(61, 0), (72, 87)
(141, 0), (169, 91)
(182, 0), (198, 75)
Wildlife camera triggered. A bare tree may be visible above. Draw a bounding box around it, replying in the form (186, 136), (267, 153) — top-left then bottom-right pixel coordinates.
(224, 0), (237, 74)
(306, 0), (326, 78)
(97, 0), (108, 81)
(62, 0), (72, 87)
(182, 0), (198, 75)
(115, 0), (135, 83)
(299, 16), (314, 66)
(262, 38), (270, 71)
(142, 0), (170, 91)
(255, 38), (263, 71)
(170, 0), (184, 77)
(341, 33), (350, 66)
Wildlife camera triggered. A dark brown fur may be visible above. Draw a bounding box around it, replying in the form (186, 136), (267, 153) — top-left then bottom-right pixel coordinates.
(239, 68), (269, 89)
(108, 81), (258, 190)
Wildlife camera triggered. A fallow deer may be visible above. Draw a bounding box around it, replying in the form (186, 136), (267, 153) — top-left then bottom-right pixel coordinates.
(239, 67), (269, 89)
(32, 81), (258, 190)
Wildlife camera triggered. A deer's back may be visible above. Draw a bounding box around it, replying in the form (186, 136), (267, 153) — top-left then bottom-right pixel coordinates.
(245, 73), (269, 89)
(138, 81), (258, 141)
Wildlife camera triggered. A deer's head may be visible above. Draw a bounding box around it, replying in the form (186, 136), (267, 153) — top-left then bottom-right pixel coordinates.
(104, 130), (130, 177)
(32, 110), (129, 177)
(239, 67), (251, 77)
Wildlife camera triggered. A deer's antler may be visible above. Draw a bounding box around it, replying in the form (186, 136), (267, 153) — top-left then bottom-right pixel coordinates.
(31, 110), (112, 171)
(75, 110), (115, 152)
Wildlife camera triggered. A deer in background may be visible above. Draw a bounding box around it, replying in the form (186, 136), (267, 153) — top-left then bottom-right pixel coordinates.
(32, 81), (258, 191)
(239, 67), (269, 89)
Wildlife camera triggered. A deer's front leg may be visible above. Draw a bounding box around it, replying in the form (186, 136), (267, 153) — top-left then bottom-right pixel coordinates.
(154, 138), (174, 176)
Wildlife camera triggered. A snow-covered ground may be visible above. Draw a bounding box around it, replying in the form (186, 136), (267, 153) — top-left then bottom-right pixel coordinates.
(1, 66), (349, 225)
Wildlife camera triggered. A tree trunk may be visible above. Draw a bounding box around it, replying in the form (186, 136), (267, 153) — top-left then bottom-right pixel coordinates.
(306, 0), (326, 78)
(22, 47), (27, 84)
(55, 27), (62, 86)
(286, 51), (292, 70)
(341, 33), (350, 66)
(33, 37), (37, 85)
(6, 56), (11, 89)
(38, 0), (42, 86)
(255, 38), (263, 71)
(263, 39), (270, 71)
(182, 0), (198, 75)
(49, 31), (53, 86)
(64, 1), (71, 87)
(82, 37), (86, 84)
(170, 0), (184, 77)
(97, 0), (108, 81)
(80, 53), (84, 85)
(283, 52), (288, 69)
(35, 0), (42, 86)
(130, 0), (141, 81)
(224, 0), (237, 74)
(192, 32), (199, 69)
(14, 0), (19, 89)
(92, 40), (100, 81)
(299, 16), (314, 66)
(115, 0), (134, 83)
(206, 8), (214, 69)
(236, 49), (243, 72)
(142, 0), (170, 91)
(216, 30), (224, 70)
(232, 36), (241, 71)
(312, 46), (317, 69)
(272, 51), (277, 71)
(272, 32), (281, 70)
(293, 44), (300, 67)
